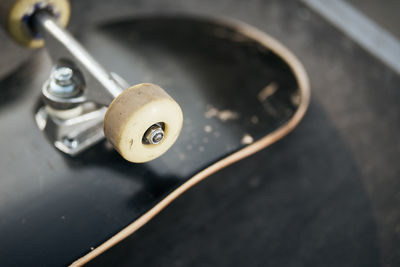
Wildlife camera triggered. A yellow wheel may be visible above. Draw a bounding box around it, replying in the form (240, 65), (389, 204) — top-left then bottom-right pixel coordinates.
(1, 0), (70, 48)
(104, 83), (183, 163)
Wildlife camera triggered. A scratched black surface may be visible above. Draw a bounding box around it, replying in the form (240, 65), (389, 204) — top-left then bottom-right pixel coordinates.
(1, 0), (400, 266)
(0, 13), (299, 267)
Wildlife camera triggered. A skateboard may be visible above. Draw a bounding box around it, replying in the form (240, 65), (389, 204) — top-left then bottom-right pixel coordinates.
(0, 0), (310, 266)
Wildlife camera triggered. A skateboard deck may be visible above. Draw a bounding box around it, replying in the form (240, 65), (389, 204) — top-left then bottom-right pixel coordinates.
(0, 16), (309, 266)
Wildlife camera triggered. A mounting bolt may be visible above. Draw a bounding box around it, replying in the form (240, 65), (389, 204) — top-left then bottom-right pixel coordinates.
(62, 137), (78, 149)
(143, 123), (165, 145)
(48, 66), (79, 97)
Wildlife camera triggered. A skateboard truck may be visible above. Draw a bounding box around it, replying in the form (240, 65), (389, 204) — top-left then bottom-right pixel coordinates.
(33, 9), (125, 156)
(1, 1), (183, 163)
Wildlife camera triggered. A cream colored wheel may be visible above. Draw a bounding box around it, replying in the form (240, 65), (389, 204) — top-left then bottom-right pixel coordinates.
(1, 0), (70, 48)
(104, 83), (183, 163)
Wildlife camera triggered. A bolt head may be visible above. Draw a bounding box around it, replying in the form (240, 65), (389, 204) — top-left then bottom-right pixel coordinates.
(52, 67), (73, 86)
(144, 124), (165, 145)
(63, 137), (78, 149)
(152, 131), (164, 143)
(47, 66), (79, 97)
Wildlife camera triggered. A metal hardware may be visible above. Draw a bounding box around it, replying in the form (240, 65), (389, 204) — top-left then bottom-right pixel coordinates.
(35, 105), (107, 155)
(31, 9), (126, 155)
(32, 10), (124, 106)
(143, 123), (165, 145)
(31, 9), (165, 155)
(47, 66), (80, 98)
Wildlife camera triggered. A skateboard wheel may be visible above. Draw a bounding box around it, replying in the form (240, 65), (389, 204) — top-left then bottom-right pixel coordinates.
(0, 0), (70, 48)
(104, 83), (183, 163)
